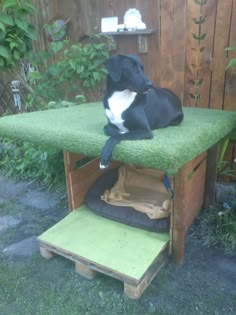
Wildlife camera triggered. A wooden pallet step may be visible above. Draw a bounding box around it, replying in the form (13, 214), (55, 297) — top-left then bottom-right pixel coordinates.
(39, 243), (168, 299)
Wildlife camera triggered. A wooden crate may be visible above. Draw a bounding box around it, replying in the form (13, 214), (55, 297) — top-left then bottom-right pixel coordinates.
(38, 147), (216, 299)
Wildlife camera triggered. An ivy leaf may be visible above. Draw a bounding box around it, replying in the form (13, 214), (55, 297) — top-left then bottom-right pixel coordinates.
(25, 26), (37, 40)
(198, 78), (204, 85)
(50, 41), (65, 54)
(226, 58), (236, 70)
(15, 18), (28, 32)
(0, 22), (6, 32)
(224, 47), (236, 51)
(192, 16), (207, 24)
(13, 49), (20, 60)
(9, 41), (19, 51)
(48, 65), (61, 76)
(194, 0), (208, 6)
(69, 59), (77, 71)
(2, 0), (18, 12)
(21, 2), (37, 14)
(192, 33), (207, 40)
(0, 45), (10, 59)
(0, 32), (5, 41)
(0, 14), (14, 26)
(189, 79), (195, 85)
(0, 57), (5, 67)
(200, 46), (206, 52)
(189, 93), (196, 99)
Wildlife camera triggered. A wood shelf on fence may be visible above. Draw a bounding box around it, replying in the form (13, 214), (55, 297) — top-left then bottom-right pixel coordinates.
(101, 29), (156, 54)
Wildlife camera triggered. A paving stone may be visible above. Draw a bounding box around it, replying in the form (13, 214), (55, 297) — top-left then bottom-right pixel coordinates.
(19, 189), (61, 211)
(0, 216), (21, 232)
(0, 176), (29, 199)
(3, 236), (38, 257)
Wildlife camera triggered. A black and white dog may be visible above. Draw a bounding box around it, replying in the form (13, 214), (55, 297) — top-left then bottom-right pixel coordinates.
(100, 54), (184, 168)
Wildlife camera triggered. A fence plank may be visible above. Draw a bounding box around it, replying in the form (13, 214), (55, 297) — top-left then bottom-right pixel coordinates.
(172, 0), (186, 103)
(210, 1), (232, 110)
(183, 0), (199, 107)
(160, 0), (174, 90)
(224, 0), (236, 112)
(3, 0), (236, 114)
(136, 0), (160, 85)
(197, 0), (217, 108)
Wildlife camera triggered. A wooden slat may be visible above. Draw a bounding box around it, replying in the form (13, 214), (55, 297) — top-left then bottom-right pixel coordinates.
(160, 0), (174, 90)
(183, 0), (200, 107)
(66, 155), (121, 210)
(172, 152), (207, 264)
(27, 0), (236, 114)
(64, 152), (87, 210)
(204, 145), (218, 208)
(210, 1), (232, 110)
(172, 0), (186, 102)
(135, 0), (160, 85)
(224, 0), (236, 112)
(197, 0), (217, 108)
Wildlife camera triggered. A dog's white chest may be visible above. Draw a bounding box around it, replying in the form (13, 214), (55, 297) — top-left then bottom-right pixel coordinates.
(106, 90), (137, 133)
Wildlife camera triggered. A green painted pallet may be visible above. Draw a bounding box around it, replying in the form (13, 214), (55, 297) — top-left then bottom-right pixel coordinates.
(38, 206), (169, 281)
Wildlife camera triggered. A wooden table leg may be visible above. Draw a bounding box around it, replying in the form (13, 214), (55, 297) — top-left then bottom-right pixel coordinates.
(204, 144), (218, 209)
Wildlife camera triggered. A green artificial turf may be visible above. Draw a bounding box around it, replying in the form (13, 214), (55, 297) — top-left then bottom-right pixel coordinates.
(0, 103), (235, 174)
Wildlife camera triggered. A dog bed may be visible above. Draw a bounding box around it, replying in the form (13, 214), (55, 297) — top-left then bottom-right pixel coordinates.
(85, 167), (170, 232)
(0, 102), (235, 174)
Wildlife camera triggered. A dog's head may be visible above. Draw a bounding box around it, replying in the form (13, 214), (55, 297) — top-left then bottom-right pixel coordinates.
(104, 54), (152, 93)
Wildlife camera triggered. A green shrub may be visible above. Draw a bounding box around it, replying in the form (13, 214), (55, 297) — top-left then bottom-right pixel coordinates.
(0, 138), (65, 188)
(0, 0), (36, 69)
(26, 34), (110, 108)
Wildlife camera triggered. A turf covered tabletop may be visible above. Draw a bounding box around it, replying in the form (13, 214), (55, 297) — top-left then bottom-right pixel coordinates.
(0, 102), (235, 174)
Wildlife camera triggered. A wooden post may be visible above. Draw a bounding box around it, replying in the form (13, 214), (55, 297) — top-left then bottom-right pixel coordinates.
(75, 261), (97, 280)
(172, 152), (207, 264)
(204, 144), (218, 209)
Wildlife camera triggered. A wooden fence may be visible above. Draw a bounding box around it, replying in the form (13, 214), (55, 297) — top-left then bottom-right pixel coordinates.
(35, 0), (236, 111)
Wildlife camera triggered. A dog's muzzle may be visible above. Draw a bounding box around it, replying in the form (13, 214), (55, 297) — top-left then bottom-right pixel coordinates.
(143, 81), (153, 92)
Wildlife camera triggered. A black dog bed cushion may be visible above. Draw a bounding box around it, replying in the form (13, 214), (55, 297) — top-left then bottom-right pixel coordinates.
(85, 168), (170, 232)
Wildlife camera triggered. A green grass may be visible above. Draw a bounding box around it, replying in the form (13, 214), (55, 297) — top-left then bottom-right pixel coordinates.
(0, 249), (235, 315)
(0, 255), (153, 315)
(0, 182), (236, 314)
(190, 201), (236, 255)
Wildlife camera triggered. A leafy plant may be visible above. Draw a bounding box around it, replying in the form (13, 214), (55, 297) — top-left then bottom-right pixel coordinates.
(217, 160), (233, 177)
(191, 201), (236, 255)
(26, 34), (110, 107)
(0, 0), (37, 70)
(225, 46), (236, 73)
(0, 137), (65, 188)
(189, 0), (208, 107)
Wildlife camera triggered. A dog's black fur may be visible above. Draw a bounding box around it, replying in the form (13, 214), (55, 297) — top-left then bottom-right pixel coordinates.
(100, 54), (184, 168)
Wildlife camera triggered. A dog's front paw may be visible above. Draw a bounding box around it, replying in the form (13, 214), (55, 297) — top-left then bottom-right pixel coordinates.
(99, 161), (109, 169)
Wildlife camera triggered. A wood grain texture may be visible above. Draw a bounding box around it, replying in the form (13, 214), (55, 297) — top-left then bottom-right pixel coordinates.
(210, 1), (232, 110)
(172, 152), (207, 263)
(32, 0), (236, 112)
(160, 0), (174, 90)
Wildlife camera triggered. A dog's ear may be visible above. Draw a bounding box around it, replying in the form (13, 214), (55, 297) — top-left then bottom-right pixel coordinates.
(128, 54), (140, 64)
(104, 55), (123, 82)
(128, 54), (144, 69)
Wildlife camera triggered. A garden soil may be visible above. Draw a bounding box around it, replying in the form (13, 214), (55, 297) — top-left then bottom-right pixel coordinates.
(0, 175), (235, 315)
